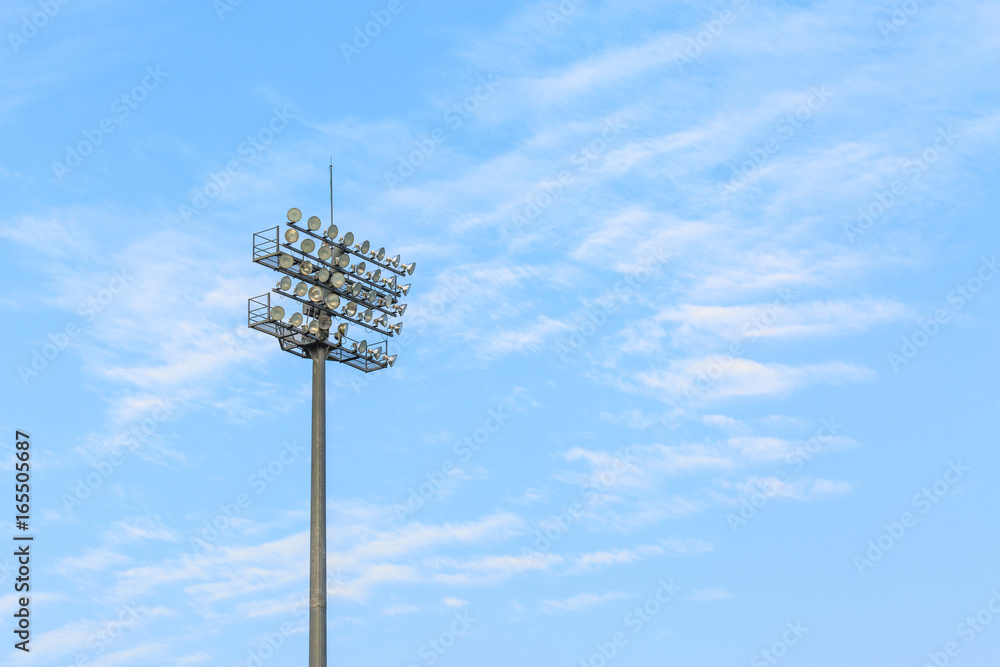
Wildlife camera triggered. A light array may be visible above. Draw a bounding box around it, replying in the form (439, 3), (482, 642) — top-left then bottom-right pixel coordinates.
(249, 207), (415, 372)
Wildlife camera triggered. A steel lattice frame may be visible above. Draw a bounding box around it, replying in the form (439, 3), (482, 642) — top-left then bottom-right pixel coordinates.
(248, 216), (412, 372)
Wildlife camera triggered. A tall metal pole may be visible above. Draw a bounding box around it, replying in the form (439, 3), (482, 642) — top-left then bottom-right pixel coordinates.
(308, 344), (328, 667)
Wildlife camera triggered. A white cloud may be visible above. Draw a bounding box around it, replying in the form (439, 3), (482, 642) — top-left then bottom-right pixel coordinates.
(636, 358), (876, 404)
(541, 591), (626, 613)
(688, 588), (734, 602)
(381, 603), (420, 616)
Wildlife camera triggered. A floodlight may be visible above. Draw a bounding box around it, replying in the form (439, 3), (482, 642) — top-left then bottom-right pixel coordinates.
(404, 262), (416, 275)
(396, 304), (407, 316)
(401, 283), (411, 296)
(250, 189), (418, 667)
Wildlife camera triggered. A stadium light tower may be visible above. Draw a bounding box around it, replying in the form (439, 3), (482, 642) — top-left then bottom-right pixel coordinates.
(247, 173), (415, 667)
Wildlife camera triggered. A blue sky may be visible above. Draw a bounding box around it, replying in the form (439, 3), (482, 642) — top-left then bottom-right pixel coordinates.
(1, 0), (999, 665)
